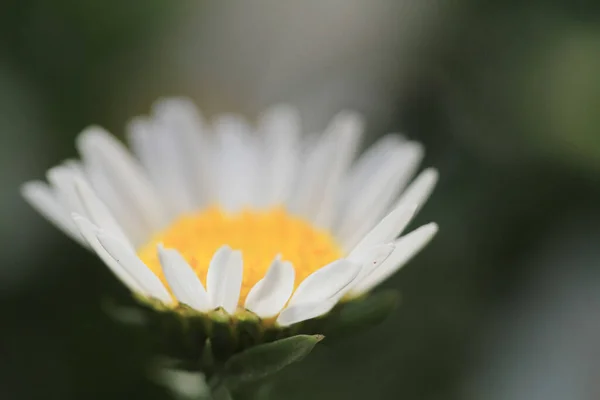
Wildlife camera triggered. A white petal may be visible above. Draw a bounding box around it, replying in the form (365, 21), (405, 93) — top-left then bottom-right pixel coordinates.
(334, 140), (424, 251)
(346, 243), (396, 285)
(158, 245), (212, 312)
(348, 202), (417, 258)
(21, 181), (86, 245)
(340, 134), (406, 192)
(95, 230), (172, 303)
(257, 105), (301, 207)
(393, 168), (438, 214)
(244, 256), (295, 318)
(206, 246), (243, 314)
(276, 299), (338, 327)
(73, 177), (133, 249)
(287, 259), (360, 307)
(128, 99), (209, 215)
(213, 116), (260, 212)
(76, 126), (168, 234)
(290, 112), (363, 228)
(151, 97), (206, 136)
(46, 163), (87, 217)
(127, 117), (156, 175)
(152, 99), (212, 207)
(312, 112), (364, 228)
(127, 117), (189, 217)
(150, 119), (196, 214)
(350, 223), (438, 295)
(83, 161), (147, 246)
(72, 214), (144, 294)
(44, 166), (133, 247)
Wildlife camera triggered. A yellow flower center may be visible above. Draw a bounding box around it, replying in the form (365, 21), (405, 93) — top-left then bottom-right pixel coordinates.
(137, 207), (343, 305)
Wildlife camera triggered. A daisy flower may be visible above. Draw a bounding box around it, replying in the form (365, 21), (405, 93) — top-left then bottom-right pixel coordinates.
(21, 98), (437, 338)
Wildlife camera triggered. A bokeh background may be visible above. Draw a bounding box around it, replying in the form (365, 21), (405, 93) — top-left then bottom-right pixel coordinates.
(2, 1), (600, 399)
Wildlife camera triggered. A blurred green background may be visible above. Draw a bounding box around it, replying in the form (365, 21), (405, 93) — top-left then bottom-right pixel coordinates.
(2, 1), (600, 399)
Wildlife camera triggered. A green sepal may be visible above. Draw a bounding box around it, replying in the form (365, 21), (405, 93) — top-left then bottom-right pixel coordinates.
(180, 305), (209, 359)
(222, 334), (323, 389)
(319, 290), (400, 339)
(235, 310), (262, 351)
(207, 308), (237, 362)
(201, 338), (215, 370)
(113, 290), (398, 375)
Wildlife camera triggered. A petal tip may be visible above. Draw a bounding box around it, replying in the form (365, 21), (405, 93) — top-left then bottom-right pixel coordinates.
(19, 181), (40, 198)
(423, 167), (439, 181)
(424, 222), (439, 235)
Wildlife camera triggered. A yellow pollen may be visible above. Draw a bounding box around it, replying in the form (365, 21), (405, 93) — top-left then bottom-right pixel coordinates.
(137, 206), (343, 307)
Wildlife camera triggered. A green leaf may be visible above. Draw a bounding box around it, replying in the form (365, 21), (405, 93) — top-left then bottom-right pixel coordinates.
(322, 290), (399, 339)
(222, 334), (323, 389)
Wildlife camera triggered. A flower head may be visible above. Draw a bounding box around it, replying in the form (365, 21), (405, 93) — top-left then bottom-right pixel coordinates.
(22, 99), (438, 364)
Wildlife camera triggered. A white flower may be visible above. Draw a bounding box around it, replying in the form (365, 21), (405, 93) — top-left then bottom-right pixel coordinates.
(21, 99), (438, 327)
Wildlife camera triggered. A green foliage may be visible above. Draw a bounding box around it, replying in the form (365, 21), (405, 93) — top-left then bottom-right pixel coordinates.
(222, 335), (323, 390)
(320, 291), (400, 340)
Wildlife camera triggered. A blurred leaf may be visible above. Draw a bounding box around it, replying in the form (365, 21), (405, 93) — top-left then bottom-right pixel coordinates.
(321, 290), (400, 340)
(222, 334), (323, 389)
